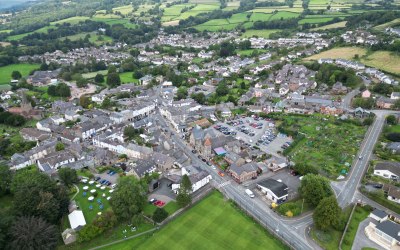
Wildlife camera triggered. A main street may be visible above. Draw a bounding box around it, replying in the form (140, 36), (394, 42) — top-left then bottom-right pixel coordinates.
(155, 107), (395, 250)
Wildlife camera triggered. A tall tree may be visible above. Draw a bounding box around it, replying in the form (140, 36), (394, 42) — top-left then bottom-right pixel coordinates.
(299, 174), (333, 207)
(176, 174), (192, 208)
(0, 165), (12, 195)
(9, 216), (58, 250)
(107, 72), (121, 88)
(58, 168), (78, 187)
(94, 73), (104, 83)
(11, 168), (69, 223)
(313, 196), (341, 231)
(152, 207), (168, 223)
(11, 71), (22, 80)
(110, 176), (146, 222)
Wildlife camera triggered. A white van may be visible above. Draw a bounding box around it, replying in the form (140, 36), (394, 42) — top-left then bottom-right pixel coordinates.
(245, 189), (255, 198)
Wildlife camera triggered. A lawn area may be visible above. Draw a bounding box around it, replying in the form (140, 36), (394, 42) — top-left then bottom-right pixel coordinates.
(105, 191), (288, 250)
(310, 21), (347, 30)
(312, 206), (353, 250)
(276, 114), (367, 178)
(360, 51), (400, 76)
(73, 182), (113, 224)
(0, 63), (40, 84)
(276, 198), (312, 217)
(82, 70), (108, 79)
(304, 47), (367, 61)
(143, 201), (180, 217)
(119, 72), (139, 84)
(341, 205), (373, 250)
(236, 49), (267, 56)
(241, 29), (281, 38)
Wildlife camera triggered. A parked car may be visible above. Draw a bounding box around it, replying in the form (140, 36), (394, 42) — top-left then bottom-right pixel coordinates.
(218, 171), (225, 177)
(94, 176), (101, 181)
(149, 198), (157, 204)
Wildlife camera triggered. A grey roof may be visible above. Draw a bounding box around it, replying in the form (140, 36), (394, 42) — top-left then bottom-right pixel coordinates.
(375, 162), (400, 177)
(134, 159), (156, 177)
(371, 209), (388, 219)
(376, 220), (400, 242)
(229, 162), (258, 175)
(257, 179), (288, 198)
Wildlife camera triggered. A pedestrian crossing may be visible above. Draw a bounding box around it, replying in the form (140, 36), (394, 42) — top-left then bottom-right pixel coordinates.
(218, 181), (231, 188)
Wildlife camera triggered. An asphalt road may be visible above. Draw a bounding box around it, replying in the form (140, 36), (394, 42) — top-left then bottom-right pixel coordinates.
(156, 105), (398, 250)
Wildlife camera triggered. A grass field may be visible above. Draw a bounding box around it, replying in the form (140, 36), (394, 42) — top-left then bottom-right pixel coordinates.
(112, 5), (134, 15)
(50, 16), (89, 25)
(360, 51), (400, 76)
(162, 3), (219, 22)
(277, 114), (367, 178)
(7, 26), (55, 41)
(299, 17), (335, 24)
(91, 17), (137, 29)
(119, 72), (139, 84)
(241, 29), (281, 38)
(304, 47), (367, 61)
(341, 205), (372, 250)
(311, 21), (347, 30)
(251, 7), (305, 13)
(62, 32), (113, 45)
(269, 11), (300, 20)
(250, 12), (273, 21)
(105, 191), (288, 250)
(0, 63), (40, 85)
(373, 18), (400, 31)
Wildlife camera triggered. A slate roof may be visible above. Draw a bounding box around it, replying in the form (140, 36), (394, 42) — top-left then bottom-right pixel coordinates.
(257, 179), (288, 198)
(371, 209), (387, 219)
(376, 220), (400, 242)
(375, 162), (400, 177)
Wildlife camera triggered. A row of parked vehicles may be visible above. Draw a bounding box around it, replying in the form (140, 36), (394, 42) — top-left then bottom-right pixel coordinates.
(281, 141), (292, 150)
(94, 176), (117, 189)
(214, 125), (237, 136)
(257, 129), (276, 146)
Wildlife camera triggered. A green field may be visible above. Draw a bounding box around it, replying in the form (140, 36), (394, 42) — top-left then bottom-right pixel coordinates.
(277, 114), (367, 178)
(112, 5), (134, 15)
(269, 11), (300, 20)
(119, 72), (139, 84)
(241, 29), (281, 38)
(162, 3), (220, 22)
(0, 63), (40, 84)
(250, 13), (273, 22)
(310, 21), (347, 30)
(374, 18), (400, 30)
(360, 51), (400, 76)
(51, 16), (90, 25)
(62, 32), (113, 45)
(7, 26), (55, 41)
(91, 17), (137, 29)
(251, 7), (305, 13)
(299, 17), (335, 24)
(341, 205), (372, 250)
(105, 191), (288, 250)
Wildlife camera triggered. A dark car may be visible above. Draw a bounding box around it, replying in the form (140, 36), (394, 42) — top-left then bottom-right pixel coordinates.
(192, 150), (197, 154)
(373, 184), (383, 189)
(202, 158), (207, 162)
(94, 176), (101, 181)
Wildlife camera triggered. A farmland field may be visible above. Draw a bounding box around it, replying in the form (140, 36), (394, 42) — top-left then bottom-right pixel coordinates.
(373, 18), (400, 31)
(50, 16), (89, 25)
(276, 114), (367, 178)
(269, 11), (300, 20)
(310, 21), (347, 30)
(241, 29), (281, 38)
(360, 51), (400, 76)
(91, 18), (137, 29)
(251, 7), (304, 13)
(250, 13), (273, 22)
(299, 17), (335, 24)
(105, 191), (288, 250)
(0, 63), (40, 85)
(62, 32), (113, 45)
(112, 5), (134, 15)
(304, 47), (367, 61)
(7, 26), (54, 41)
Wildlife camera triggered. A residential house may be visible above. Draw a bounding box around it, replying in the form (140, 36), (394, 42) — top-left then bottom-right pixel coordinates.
(377, 97), (395, 109)
(369, 209), (389, 223)
(20, 128), (51, 141)
(362, 90), (372, 98)
(365, 217), (400, 250)
(383, 184), (400, 204)
(153, 152), (175, 172)
(374, 162), (400, 180)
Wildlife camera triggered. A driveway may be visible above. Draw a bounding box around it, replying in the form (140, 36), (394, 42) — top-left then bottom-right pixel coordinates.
(352, 217), (384, 250)
(148, 178), (176, 204)
(95, 172), (119, 186)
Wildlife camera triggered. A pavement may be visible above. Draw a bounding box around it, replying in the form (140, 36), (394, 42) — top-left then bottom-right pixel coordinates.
(351, 217), (385, 250)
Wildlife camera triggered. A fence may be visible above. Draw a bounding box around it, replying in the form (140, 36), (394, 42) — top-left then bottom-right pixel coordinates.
(217, 186), (297, 250)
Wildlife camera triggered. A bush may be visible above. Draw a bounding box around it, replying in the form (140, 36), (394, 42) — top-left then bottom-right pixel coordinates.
(277, 202), (301, 216)
(152, 207), (168, 223)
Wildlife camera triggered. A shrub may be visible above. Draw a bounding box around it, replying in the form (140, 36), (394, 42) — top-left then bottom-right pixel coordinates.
(152, 208), (168, 223)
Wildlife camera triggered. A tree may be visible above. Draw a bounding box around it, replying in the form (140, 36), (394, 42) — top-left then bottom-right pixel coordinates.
(55, 142), (65, 151)
(191, 93), (206, 104)
(94, 73), (104, 83)
(11, 168), (69, 223)
(152, 207), (168, 223)
(387, 115), (397, 125)
(216, 82), (229, 96)
(0, 165), (12, 195)
(299, 174), (333, 207)
(76, 77), (88, 88)
(313, 196), (341, 231)
(107, 73), (121, 88)
(176, 174), (192, 208)
(11, 71), (22, 80)
(9, 216), (58, 250)
(110, 176), (146, 222)
(176, 86), (188, 100)
(108, 65), (117, 74)
(58, 168), (78, 187)
(80, 95), (91, 108)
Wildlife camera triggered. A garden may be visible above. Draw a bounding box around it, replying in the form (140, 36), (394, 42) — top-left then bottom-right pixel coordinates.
(274, 113), (367, 178)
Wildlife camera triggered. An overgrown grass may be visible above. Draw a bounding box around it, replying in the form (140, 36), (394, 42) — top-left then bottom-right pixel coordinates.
(341, 205), (373, 250)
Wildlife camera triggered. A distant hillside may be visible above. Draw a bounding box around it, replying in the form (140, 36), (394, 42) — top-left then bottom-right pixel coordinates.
(0, 0), (37, 10)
